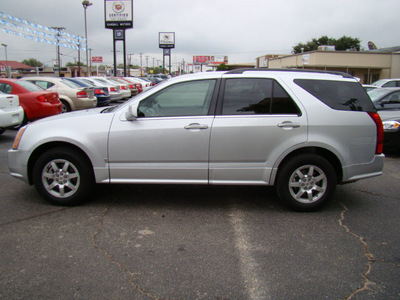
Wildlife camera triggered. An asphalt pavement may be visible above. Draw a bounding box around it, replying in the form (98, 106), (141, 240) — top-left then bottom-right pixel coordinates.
(1, 129), (399, 300)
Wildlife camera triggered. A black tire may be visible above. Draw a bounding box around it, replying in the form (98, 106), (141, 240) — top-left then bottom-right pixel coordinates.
(32, 147), (94, 206)
(0, 128), (5, 135)
(276, 154), (337, 212)
(60, 100), (71, 113)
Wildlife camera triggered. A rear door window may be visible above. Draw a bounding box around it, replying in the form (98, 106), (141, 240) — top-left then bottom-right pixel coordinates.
(294, 79), (375, 112)
(220, 78), (300, 115)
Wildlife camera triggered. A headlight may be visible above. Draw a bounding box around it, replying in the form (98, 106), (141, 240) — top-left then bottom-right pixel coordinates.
(382, 120), (400, 132)
(12, 126), (27, 150)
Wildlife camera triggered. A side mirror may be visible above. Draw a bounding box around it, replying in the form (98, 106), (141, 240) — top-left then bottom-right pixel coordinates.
(125, 104), (138, 121)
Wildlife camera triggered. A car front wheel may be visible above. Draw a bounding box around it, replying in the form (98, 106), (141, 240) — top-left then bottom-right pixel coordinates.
(33, 147), (94, 206)
(276, 154), (337, 211)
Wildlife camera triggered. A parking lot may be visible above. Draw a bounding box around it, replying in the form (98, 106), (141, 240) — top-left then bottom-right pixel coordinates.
(1, 128), (399, 299)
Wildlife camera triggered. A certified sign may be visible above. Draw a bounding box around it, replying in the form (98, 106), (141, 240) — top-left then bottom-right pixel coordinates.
(159, 32), (175, 49)
(105, 0), (133, 29)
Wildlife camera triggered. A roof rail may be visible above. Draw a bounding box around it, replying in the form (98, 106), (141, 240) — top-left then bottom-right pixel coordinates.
(225, 68), (354, 78)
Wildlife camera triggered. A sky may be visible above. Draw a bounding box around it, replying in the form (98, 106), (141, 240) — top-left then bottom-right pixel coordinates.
(1, 0), (400, 71)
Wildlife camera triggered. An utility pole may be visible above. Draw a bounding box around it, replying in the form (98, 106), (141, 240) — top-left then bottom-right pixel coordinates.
(52, 26), (65, 77)
(127, 53), (133, 76)
(89, 48), (92, 76)
(139, 53), (143, 76)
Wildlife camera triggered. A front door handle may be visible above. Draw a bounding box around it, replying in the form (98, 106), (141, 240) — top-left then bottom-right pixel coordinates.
(184, 123), (209, 130)
(277, 121), (300, 129)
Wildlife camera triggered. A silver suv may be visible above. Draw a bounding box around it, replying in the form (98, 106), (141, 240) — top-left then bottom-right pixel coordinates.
(8, 69), (384, 211)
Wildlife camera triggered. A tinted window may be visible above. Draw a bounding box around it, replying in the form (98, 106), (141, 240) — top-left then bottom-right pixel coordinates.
(382, 81), (395, 87)
(222, 78), (300, 115)
(294, 79), (375, 112)
(138, 80), (216, 117)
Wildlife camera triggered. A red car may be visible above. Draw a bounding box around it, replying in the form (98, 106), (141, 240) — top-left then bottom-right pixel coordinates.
(0, 79), (62, 123)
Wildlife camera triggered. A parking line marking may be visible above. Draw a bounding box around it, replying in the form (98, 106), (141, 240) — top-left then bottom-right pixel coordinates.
(229, 204), (270, 300)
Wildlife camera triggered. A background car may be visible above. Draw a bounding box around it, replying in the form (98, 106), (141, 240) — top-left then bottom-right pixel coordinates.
(111, 77), (138, 96)
(20, 77), (97, 113)
(368, 87), (400, 110)
(0, 78), (61, 123)
(63, 78), (111, 107)
(80, 77), (123, 102)
(378, 110), (400, 150)
(371, 78), (400, 88)
(90, 77), (131, 100)
(0, 91), (24, 134)
(362, 84), (378, 92)
(105, 77), (134, 99)
(146, 76), (163, 86)
(123, 77), (152, 93)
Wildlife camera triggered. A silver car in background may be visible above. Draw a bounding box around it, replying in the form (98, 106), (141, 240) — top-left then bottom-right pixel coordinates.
(80, 77), (123, 102)
(8, 69), (384, 211)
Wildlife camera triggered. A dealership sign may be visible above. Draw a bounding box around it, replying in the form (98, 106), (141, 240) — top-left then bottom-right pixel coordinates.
(105, 0), (133, 29)
(92, 56), (103, 63)
(159, 32), (175, 49)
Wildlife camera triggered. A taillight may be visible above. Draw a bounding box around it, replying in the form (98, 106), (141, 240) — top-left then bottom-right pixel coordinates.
(128, 84), (135, 89)
(95, 88), (105, 95)
(77, 91), (88, 98)
(37, 95), (48, 102)
(368, 112), (384, 154)
(121, 86), (127, 90)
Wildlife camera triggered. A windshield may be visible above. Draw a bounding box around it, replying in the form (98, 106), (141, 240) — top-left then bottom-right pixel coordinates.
(18, 80), (45, 92)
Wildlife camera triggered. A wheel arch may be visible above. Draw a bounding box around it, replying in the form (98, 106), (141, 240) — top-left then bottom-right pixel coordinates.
(273, 147), (343, 185)
(27, 141), (94, 185)
(58, 96), (75, 111)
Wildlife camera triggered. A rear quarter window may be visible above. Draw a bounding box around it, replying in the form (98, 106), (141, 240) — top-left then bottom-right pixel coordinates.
(294, 79), (376, 112)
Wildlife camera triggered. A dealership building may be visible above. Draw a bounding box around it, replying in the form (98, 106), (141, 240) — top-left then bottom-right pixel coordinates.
(256, 46), (400, 84)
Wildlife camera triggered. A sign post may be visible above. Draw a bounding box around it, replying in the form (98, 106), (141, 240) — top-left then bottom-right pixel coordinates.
(159, 32), (175, 75)
(104, 0), (133, 76)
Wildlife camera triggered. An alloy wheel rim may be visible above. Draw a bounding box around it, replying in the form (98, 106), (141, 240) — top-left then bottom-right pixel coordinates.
(288, 165), (327, 203)
(42, 159), (80, 198)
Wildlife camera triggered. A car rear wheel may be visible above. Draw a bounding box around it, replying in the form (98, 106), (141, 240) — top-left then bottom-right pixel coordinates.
(60, 100), (71, 113)
(276, 154), (337, 211)
(33, 147), (94, 206)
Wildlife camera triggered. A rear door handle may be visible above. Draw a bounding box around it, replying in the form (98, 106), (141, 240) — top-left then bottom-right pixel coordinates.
(184, 123), (209, 130)
(277, 121), (300, 129)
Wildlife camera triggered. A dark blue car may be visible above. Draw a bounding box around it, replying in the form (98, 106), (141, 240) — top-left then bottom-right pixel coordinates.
(64, 78), (111, 107)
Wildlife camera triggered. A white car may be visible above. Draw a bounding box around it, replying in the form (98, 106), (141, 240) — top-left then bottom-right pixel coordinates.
(371, 78), (400, 88)
(0, 91), (24, 134)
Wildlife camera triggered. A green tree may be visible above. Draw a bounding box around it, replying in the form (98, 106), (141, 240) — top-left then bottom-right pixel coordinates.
(292, 36), (361, 54)
(21, 58), (43, 67)
(216, 63), (227, 71)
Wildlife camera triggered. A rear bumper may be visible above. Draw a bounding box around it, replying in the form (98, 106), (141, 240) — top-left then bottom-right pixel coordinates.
(342, 154), (385, 182)
(0, 106), (24, 128)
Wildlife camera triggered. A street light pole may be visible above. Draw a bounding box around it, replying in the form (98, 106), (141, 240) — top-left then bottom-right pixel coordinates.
(1, 43), (8, 78)
(82, 0), (92, 76)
